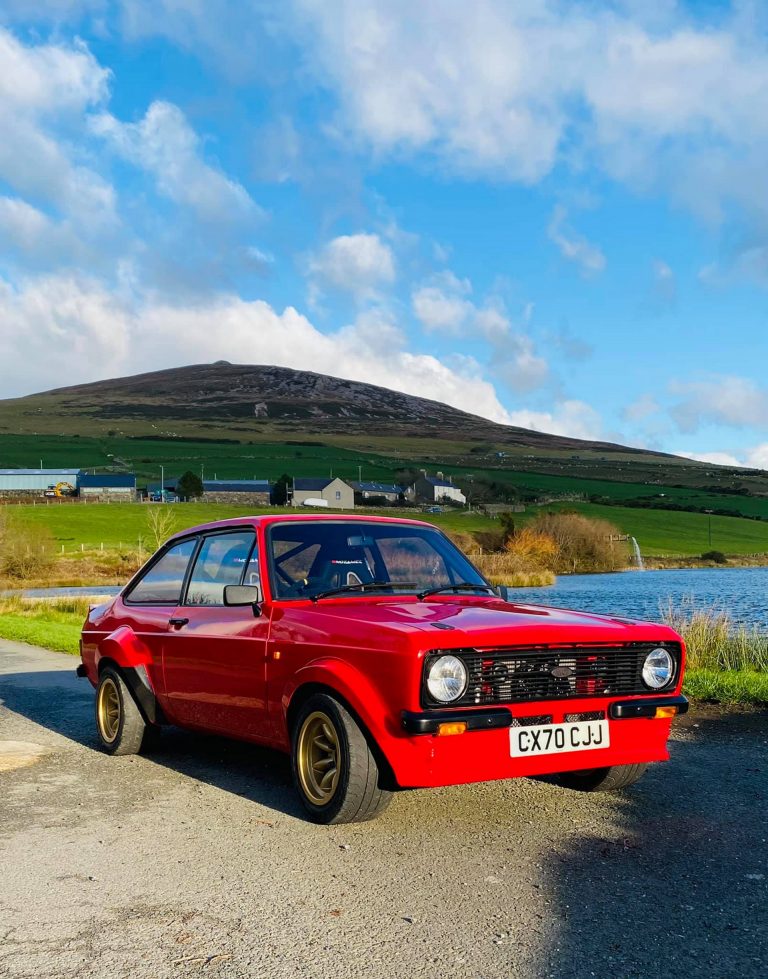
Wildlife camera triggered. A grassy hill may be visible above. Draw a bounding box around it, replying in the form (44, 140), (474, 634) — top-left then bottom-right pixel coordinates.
(2, 363), (768, 548)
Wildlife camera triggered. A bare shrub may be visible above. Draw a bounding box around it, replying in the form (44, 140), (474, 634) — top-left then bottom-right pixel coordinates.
(504, 527), (558, 571)
(529, 512), (626, 573)
(0, 514), (55, 580)
(146, 506), (178, 551)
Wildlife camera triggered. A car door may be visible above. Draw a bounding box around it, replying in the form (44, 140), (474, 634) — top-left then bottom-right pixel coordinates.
(119, 536), (199, 696)
(161, 528), (271, 740)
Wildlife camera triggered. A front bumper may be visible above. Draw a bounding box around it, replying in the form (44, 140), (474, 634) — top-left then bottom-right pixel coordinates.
(402, 695), (688, 733)
(389, 695), (688, 788)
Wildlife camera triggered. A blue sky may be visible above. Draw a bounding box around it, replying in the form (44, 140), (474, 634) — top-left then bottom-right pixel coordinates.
(1, 1), (768, 468)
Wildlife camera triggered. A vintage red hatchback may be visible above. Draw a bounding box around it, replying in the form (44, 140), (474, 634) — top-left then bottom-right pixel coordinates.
(78, 514), (687, 823)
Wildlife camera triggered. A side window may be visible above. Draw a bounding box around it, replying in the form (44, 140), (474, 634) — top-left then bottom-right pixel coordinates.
(185, 531), (256, 606)
(127, 538), (197, 604)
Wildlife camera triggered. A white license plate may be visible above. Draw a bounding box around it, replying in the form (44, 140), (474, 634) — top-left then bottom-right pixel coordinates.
(510, 719), (609, 758)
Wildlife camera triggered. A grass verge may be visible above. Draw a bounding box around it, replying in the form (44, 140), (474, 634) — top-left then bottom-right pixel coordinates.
(682, 669), (768, 705)
(0, 597), (89, 655)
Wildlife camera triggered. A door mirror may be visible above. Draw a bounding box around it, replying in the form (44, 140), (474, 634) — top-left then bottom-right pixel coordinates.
(494, 584), (511, 601)
(223, 584), (262, 612)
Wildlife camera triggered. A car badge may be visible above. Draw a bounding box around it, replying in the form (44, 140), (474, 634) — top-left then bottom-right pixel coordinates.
(551, 665), (574, 679)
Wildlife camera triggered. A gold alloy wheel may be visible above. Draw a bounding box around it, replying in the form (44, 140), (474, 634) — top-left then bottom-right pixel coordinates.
(296, 711), (340, 806)
(97, 676), (121, 744)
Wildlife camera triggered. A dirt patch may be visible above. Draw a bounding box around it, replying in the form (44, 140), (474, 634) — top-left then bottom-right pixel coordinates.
(0, 740), (51, 772)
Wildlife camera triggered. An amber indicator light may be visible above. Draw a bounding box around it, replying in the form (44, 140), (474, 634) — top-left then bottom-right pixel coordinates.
(654, 706), (678, 718)
(437, 721), (468, 736)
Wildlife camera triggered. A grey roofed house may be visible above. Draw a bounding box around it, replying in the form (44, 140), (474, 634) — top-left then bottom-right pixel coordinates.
(409, 472), (467, 505)
(350, 481), (404, 502)
(291, 476), (355, 509)
(350, 481), (403, 494)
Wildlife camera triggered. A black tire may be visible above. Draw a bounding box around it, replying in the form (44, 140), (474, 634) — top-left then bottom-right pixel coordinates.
(291, 693), (393, 824)
(95, 667), (148, 756)
(555, 763), (648, 792)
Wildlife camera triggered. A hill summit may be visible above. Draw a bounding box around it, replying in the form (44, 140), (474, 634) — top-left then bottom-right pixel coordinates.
(3, 362), (663, 457)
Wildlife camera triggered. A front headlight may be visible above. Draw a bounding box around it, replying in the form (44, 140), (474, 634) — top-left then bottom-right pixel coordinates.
(642, 647), (674, 689)
(426, 654), (468, 703)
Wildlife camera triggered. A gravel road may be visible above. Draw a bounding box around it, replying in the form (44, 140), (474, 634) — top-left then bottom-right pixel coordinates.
(1, 640), (766, 979)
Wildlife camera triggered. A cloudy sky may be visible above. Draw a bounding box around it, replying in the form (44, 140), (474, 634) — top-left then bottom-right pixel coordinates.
(1, 1), (768, 467)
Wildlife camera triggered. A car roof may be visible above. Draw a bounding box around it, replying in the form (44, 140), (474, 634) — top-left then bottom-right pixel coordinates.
(166, 512), (437, 541)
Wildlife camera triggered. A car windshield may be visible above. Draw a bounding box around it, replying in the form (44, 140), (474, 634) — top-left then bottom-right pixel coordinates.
(268, 521), (489, 601)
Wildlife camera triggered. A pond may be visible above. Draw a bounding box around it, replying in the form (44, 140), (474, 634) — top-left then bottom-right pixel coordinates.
(507, 566), (768, 629)
(8, 567), (768, 630)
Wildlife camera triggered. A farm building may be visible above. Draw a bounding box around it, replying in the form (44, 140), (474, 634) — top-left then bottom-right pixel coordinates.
(291, 477), (355, 509)
(201, 480), (271, 505)
(407, 472), (466, 506)
(350, 481), (404, 505)
(0, 468), (80, 500)
(78, 473), (137, 502)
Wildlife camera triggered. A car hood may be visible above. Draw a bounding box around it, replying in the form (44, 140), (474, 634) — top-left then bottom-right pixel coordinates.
(296, 597), (680, 646)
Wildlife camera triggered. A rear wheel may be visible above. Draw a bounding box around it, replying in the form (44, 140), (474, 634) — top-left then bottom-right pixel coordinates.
(291, 693), (392, 824)
(95, 668), (149, 755)
(555, 763), (648, 792)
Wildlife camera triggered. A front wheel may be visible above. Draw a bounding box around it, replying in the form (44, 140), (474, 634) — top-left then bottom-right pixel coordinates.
(291, 694), (392, 824)
(555, 763), (648, 792)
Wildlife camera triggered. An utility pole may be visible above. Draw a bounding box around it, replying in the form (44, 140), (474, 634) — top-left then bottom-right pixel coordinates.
(160, 464), (165, 503)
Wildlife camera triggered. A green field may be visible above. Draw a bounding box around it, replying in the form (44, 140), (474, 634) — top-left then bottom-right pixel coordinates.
(3, 432), (768, 523)
(8, 499), (768, 557)
(542, 502), (768, 556)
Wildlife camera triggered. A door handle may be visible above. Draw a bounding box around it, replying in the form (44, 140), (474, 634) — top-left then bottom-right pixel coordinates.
(168, 617), (189, 628)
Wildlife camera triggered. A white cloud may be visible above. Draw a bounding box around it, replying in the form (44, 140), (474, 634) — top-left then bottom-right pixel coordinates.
(547, 206), (606, 275)
(676, 450), (744, 468)
(0, 27), (109, 112)
(506, 400), (604, 441)
(0, 272), (522, 425)
(293, 0), (768, 236)
(677, 444), (768, 471)
(307, 232), (395, 300)
(92, 101), (258, 224)
(412, 271), (472, 333)
(412, 272), (548, 392)
(670, 375), (768, 432)
(0, 28), (115, 229)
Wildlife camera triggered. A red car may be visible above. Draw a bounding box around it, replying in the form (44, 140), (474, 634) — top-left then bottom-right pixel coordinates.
(78, 514), (687, 823)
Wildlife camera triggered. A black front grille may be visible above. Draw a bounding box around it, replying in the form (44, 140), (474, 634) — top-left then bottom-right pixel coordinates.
(423, 643), (680, 708)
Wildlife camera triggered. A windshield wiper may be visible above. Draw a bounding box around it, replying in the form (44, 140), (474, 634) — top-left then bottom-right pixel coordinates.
(311, 580), (417, 602)
(417, 582), (495, 601)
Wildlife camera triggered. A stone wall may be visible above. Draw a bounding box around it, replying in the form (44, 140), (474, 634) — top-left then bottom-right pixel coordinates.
(202, 491), (270, 506)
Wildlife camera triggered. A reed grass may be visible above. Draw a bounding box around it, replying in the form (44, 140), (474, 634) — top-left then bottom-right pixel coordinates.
(0, 596), (93, 655)
(661, 597), (768, 672)
(470, 552), (556, 588)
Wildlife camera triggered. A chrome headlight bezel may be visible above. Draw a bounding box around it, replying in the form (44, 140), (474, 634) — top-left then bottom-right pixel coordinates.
(642, 646), (675, 690)
(425, 653), (468, 703)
